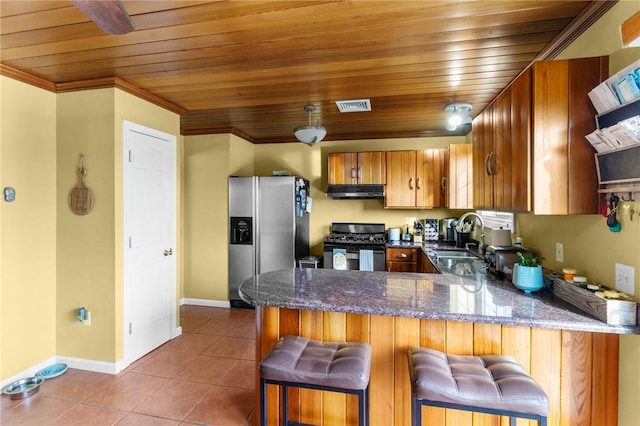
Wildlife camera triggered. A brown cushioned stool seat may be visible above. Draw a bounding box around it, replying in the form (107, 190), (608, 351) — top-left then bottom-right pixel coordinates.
(408, 347), (548, 426)
(260, 335), (371, 426)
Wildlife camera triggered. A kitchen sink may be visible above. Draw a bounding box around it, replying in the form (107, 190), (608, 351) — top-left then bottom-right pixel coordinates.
(432, 250), (479, 259)
(430, 249), (483, 277)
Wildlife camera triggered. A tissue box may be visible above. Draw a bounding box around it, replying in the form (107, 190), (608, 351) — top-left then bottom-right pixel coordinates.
(553, 278), (637, 326)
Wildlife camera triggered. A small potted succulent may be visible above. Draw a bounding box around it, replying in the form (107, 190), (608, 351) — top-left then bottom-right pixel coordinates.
(512, 252), (544, 293)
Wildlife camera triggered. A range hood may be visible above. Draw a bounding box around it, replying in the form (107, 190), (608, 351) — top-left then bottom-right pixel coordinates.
(326, 184), (385, 200)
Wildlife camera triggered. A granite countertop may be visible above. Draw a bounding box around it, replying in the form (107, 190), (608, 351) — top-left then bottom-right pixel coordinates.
(239, 243), (640, 335)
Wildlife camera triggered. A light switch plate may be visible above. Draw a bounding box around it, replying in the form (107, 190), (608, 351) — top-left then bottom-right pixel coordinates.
(615, 263), (635, 296)
(4, 187), (15, 202)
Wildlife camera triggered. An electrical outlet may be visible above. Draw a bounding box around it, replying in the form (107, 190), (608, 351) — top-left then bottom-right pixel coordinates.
(83, 311), (92, 326)
(555, 243), (564, 262)
(615, 263), (635, 296)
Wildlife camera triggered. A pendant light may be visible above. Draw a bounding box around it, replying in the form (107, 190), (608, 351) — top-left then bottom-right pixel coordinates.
(294, 105), (327, 145)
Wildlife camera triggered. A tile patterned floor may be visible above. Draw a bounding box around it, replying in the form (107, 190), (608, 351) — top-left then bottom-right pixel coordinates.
(1, 306), (257, 425)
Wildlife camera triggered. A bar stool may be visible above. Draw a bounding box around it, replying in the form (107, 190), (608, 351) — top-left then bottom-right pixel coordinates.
(259, 335), (371, 426)
(407, 347), (549, 426)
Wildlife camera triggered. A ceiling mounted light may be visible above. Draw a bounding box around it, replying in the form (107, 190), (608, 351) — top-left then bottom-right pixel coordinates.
(444, 102), (473, 131)
(294, 105), (327, 145)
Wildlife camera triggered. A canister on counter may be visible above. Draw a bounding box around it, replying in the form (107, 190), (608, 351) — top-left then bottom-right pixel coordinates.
(562, 268), (576, 281)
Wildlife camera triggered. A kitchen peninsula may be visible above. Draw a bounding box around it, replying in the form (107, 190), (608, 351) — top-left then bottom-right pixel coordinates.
(241, 267), (639, 426)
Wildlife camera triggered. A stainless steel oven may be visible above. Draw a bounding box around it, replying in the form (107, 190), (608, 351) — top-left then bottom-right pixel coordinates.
(322, 223), (386, 271)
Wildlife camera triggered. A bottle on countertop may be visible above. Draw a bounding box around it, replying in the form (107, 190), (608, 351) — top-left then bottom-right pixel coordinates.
(402, 226), (411, 241)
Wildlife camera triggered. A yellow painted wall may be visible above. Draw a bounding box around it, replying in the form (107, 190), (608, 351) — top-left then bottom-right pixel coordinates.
(56, 88), (180, 364)
(57, 89), (117, 361)
(1, 77), (57, 379)
(183, 134), (255, 301)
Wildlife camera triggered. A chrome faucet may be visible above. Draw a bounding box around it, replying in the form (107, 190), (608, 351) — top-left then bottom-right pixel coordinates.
(457, 212), (485, 255)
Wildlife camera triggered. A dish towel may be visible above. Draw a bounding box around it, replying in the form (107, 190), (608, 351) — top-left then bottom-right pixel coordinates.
(359, 249), (374, 271)
(333, 248), (347, 270)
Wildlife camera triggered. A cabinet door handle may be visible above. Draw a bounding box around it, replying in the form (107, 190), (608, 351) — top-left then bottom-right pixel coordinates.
(441, 177), (447, 195)
(397, 253), (408, 258)
(490, 152), (497, 175)
(409, 178), (414, 189)
(485, 153), (491, 176)
(351, 168), (356, 179)
(357, 167), (362, 180)
(416, 177), (421, 189)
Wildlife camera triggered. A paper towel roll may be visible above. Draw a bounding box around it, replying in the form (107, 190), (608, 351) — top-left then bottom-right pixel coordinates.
(492, 229), (512, 247)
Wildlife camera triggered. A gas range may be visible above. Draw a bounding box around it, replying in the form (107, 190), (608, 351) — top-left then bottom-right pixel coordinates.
(323, 223), (387, 271)
(323, 223), (387, 246)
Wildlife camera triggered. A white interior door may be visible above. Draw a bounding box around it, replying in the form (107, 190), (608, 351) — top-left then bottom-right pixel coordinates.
(123, 120), (177, 364)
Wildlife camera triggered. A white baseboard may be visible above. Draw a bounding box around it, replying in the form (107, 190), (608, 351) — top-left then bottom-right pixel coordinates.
(57, 355), (127, 375)
(180, 297), (230, 308)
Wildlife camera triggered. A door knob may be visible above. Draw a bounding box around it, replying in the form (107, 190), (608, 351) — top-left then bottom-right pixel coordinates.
(164, 248), (173, 256)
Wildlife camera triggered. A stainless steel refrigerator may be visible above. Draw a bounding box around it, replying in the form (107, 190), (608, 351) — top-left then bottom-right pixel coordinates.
(228, 176), (310, 307)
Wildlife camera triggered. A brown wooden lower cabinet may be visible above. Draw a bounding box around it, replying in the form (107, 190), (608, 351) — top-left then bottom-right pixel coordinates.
(386, 247), (417, 272)
(256, 307), (619, 426)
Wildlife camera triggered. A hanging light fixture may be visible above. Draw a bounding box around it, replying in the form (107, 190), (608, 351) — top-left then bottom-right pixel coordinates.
(294, 105), (327, 145)
(444, 102), (473, 131)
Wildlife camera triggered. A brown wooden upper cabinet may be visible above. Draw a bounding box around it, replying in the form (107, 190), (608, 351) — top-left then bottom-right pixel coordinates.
(472, 57), (607, 214)
(444, 144), (473, 209)
(327, 152), (386, 185)
(385, 150), (445, 208)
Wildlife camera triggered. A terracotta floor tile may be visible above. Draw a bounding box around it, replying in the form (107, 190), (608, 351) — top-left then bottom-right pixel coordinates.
(217, 360), (255, 390)
(130, 350), (199, 378)
(240, 341), (256, 361)
(225, 320), (256, 339)
(160, 333), (221, 354)
(85, 372), (168, 411)
(132, 379), (212, 421)
(203, 336), (254, 359)
(179, 316), (209, 332)
(120, 348), (163, 374)
(0, 395), (77, 425)
(49, 403), (126, 425)
(116, 412), (181, 425)
(184, 385), (254, 426)
(173, 355), (238, 385)
(40, 369), (116, 402)
(191, 320), (235, 336)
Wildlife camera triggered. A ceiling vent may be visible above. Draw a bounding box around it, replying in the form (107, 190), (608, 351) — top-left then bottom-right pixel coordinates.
(335, 99), (372, 113)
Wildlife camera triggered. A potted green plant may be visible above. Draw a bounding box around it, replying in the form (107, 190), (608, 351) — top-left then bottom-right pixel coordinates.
(512, 252), (544, 293)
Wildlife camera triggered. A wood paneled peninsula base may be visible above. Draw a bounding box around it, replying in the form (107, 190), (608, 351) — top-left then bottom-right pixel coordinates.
(240, 268), (639, 426)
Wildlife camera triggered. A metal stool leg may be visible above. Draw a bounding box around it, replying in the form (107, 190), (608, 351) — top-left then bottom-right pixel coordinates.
(412, 395), (421, 426)
(357, 386), (369, 426)
(260, 378), (267, 426)
(281, 384), (289, 426)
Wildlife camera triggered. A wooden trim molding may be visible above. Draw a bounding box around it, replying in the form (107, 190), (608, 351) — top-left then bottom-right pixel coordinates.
(181, 127), (256, 142)
(0, 64), (56, 92)
(0, 65), (186, 115)
(537, 0), (618, 60)
(56, 76), (187, 115)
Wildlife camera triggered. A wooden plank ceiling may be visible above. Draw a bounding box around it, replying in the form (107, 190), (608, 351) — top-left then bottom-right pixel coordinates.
(0, 0), (615, 143)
